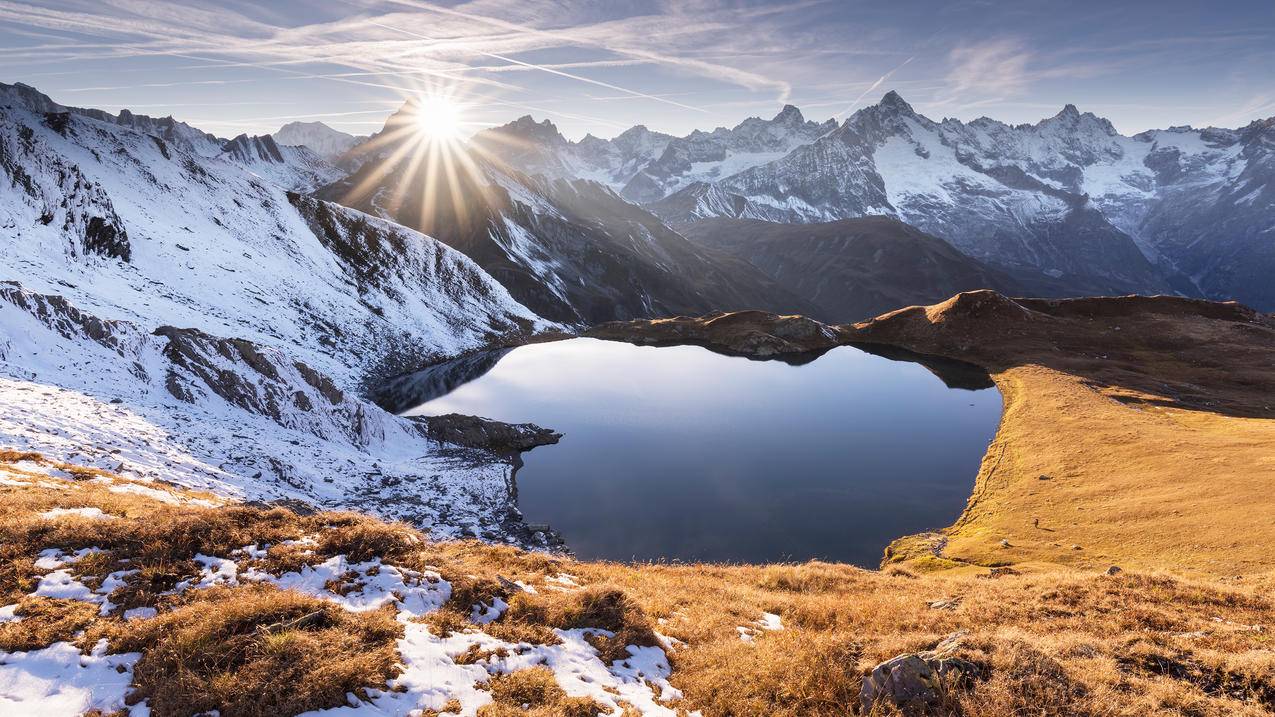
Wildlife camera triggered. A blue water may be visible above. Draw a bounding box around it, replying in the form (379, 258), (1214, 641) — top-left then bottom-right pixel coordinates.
(395, 338), (1000, 566)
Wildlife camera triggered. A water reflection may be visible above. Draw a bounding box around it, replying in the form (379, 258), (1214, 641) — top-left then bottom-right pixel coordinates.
(390, 338), (1001, 566)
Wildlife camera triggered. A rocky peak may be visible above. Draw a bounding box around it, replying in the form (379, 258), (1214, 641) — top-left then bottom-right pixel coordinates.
(1038, 104), (1118, 136)
(496, 115), (567, 146)
(878, 90), (916, 115)
(773, 104), (805, 125)
(220, 133), (285, 164)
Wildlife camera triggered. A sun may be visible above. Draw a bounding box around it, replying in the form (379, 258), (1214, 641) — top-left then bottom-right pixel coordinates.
(414, 95), (463, 140)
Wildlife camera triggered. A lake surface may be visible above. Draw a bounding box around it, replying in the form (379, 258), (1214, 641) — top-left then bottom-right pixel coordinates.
(388, 338), (1001, 567)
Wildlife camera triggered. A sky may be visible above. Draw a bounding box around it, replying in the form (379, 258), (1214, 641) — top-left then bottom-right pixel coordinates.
(1, 0), (1273, 141)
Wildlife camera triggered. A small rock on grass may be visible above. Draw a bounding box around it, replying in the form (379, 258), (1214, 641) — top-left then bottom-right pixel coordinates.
(860, 630), (981, 714)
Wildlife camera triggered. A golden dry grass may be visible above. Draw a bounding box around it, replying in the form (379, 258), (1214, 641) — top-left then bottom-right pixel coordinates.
(846, 293), (1275, 577)
(3, 442), (1273, 716)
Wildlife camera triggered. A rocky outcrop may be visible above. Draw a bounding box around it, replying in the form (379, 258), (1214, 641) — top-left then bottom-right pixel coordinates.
(859, 632), (981, 714)
(413, 413), (561, 453)
(585, 310), (848, 362)
(0, 114), (131, 262)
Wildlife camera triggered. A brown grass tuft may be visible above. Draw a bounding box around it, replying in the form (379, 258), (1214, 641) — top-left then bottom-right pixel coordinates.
(0, 597), (100, 651)
(479, 667), (606, 717)
(93, 585), (400, 717)
(499, 586), (659, 663)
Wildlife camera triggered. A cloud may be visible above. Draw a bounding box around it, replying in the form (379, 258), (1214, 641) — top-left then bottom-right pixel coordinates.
(943, 38), (1033, 101)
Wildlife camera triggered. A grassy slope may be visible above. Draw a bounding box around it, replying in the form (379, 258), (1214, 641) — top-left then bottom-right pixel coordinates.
(2, 452), (1273, 716)
(847, 292), (1275, 576)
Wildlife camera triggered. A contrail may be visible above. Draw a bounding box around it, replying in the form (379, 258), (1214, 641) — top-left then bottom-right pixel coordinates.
(367, 20), (707, 113)
(834, 55), (915, 119)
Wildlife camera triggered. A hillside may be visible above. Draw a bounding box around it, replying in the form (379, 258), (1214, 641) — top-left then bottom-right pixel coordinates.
(676, 216), (1021, 322)
(318, 100), (815, 325)
(2, 451), (1272, 716)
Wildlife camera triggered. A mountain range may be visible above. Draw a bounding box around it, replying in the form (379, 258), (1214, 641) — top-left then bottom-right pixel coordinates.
(0, 74), (1273, 564)
(472, 91), (1275, 311)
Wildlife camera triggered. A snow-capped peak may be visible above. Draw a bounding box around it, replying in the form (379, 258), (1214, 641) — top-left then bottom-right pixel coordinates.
(272, 120), (364, 161)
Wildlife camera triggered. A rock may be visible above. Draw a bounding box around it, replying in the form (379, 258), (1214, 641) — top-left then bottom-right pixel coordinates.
(999, 539), (1011, 548)
(860, 631), (980, 714)
(1072, 544), (1083, 550)
(243, 498), (319, 516)
(412, 413), (561, 452)
(1038, 474), (1052, 480)
(927, 597), (962, 611)
(1105, 565), (1122, 576)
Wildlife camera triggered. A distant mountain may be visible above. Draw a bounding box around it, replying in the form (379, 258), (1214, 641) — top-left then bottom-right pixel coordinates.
(678, 216), (1021, 322)
(272, 120), (366, 161)
(219, 133), (342, 192)
(488, 91), (1275, 309)
(319, 100), (815, 325)
(656, 92), (1275, 308)
(692, 93), (1172, 297)
(471, 105), (834, 203)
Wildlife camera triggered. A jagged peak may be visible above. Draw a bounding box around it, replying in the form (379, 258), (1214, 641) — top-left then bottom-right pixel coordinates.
(494, 114), (566, 142)
(878, 90), (914, 114)
(773, 104), (805, 124)
(1037, 103), (1118, 136)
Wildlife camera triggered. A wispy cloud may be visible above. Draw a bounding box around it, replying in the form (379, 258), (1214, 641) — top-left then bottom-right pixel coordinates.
(833, 55), (914, 118)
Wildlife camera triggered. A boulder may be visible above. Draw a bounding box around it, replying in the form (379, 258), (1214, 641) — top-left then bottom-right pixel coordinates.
(859, 631), (980, 714)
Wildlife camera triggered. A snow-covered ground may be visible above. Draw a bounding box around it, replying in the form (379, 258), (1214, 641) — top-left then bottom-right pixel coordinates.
(0, 282), (533, 542)
(0, 462), (687, 716)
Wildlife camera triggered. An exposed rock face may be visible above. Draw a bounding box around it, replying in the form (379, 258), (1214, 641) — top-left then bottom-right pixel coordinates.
(218, 133), (341, 192)
(0, 113), (131, 262)
(675, 216), (1021, 322)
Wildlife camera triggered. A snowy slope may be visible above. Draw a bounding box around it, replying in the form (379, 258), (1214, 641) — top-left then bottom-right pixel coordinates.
(0, 282), (540, 543)
(0, 81), (224, 157)
(0, 84), (549, 390)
